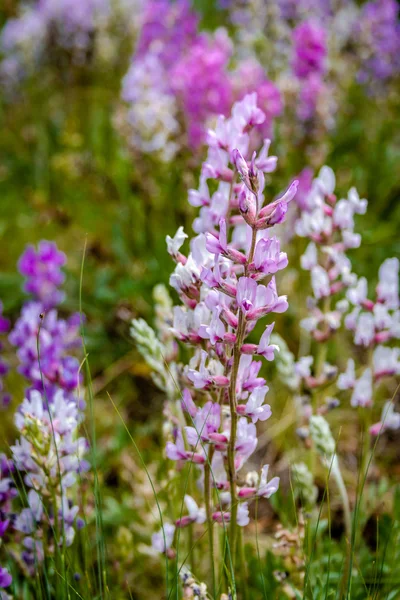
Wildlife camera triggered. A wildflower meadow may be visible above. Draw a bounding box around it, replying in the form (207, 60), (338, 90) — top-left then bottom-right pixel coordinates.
(0, 1), (400, 598)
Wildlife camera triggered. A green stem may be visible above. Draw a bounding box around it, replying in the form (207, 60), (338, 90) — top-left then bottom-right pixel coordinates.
(332, 460), (351, 542)
(227, 228), (257, 571)
(238, 528), (248, 600)
(332, 458), (352, 599)
(204, 448), (216, 598)
(50, 486), (63, 599)
(309, 296), (330, 474)
(359, 406), (372, 488)
(227, 318), (242, 569)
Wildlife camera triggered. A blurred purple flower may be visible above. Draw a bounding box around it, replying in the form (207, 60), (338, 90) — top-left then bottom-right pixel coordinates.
(18, 241), (66, 309)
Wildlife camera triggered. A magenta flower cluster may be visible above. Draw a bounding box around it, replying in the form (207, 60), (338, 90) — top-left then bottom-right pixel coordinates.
(157, 93), (296, 553)
(121, 0), (281, 158)
(18, 241), (67, 309)
(291, 20), (328, 123)
(355, 0), (400, 87)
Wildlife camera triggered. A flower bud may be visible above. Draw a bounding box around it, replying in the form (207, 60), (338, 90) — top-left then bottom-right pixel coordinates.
(238, 186), (257, 226)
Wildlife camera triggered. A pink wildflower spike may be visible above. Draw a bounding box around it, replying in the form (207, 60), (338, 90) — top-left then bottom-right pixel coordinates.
(158, 94), (284, 547)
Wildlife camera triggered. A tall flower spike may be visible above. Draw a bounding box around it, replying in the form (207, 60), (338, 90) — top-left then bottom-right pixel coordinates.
(11, 389), (88, 567)
(157, 93), (292, 573)
(10, 243), (83, 405)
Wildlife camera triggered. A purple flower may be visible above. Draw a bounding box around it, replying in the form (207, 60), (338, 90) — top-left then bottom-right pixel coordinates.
(136, 0), (198, 67)
(185, 402), (221, 445)
(232, 59), (282, 136)
(377, 258), (399, 310)
(0, 566), (12, 588)
(257, 465), (280, 498)
(337, 359), (356, 391)
(18, 241), (66, 309)
(370, 402), (400, 436)
(237, 386), (271, 424)
(253, 236), (288, 275)
(11, 387), (88, 566)
(151, 523), (175, 554)
(292, 20), (327, 80)
(176, 495), (206, 528)
(187, 351), (213, 390)
(373, 346), (400, 379)
(351, 369), (372, 408)
(356, 0), (400, 87)
(311, 266), (330, 300)
(152, 93), (288, 540)
(236, 277), (258, 313)
(171, 30), (233, 149)
(9, 301), (82, 402)
(257, 323), (279, 361)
